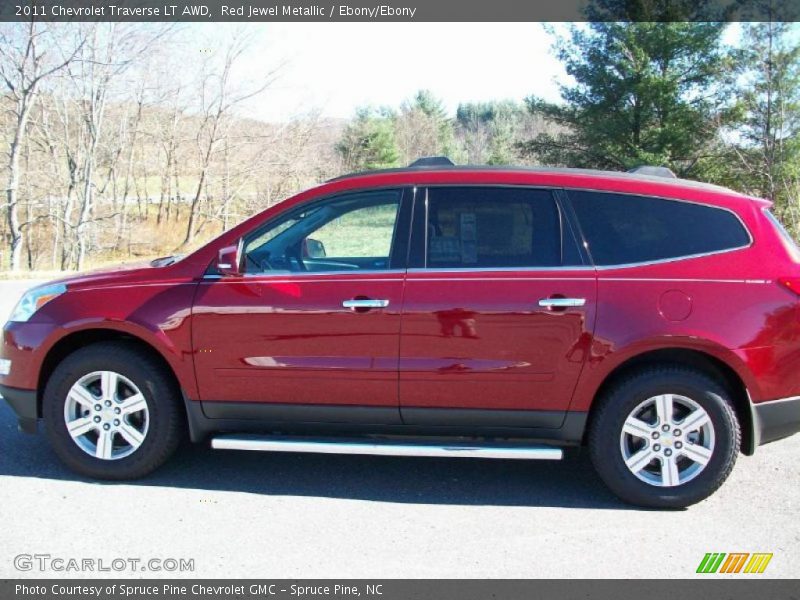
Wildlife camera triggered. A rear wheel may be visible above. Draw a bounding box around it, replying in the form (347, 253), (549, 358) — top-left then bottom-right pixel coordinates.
(588, 366), (740, 508)
(43, 342), (184, 479)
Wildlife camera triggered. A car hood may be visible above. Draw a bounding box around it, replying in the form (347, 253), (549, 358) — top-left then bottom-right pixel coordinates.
(45, 259), (184, 290)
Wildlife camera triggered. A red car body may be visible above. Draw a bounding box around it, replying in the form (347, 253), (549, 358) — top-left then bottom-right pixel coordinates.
(2, 166), (800, 454)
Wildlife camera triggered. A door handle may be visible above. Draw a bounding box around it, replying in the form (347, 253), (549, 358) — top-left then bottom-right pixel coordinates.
(538, 297), (586, 308)
(342, 298), (390, 310)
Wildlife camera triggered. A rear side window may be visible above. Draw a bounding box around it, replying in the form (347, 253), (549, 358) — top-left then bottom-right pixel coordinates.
(425, 187), (566, 268)
(568, 191), (751, 266)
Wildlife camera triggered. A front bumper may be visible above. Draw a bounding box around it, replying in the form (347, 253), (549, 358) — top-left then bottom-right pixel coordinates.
(1, 321), (55, 390)
(0, 383), (37, 433)
(752, 395), (800, 448)
(0, 320), (57, 433)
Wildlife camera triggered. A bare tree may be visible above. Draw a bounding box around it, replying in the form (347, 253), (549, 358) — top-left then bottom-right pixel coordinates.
(59, 23), (172, 270)
(0, 24), (342, 273)
(156, 83), (186, 225)
(0, 22), (84, 270)
(183, 32), (280, 247)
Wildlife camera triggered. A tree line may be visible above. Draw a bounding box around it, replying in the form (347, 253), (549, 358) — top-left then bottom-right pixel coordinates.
(1, 19), (798, 273)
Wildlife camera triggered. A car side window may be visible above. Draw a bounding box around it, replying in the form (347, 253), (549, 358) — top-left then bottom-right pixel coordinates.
(568, 191), (751, 266)
(424, 187), (564, 269)
(243, 190), (401, 274)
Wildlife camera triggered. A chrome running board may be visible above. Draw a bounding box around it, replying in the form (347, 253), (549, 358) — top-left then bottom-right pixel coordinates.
(211, 435), (563, 460)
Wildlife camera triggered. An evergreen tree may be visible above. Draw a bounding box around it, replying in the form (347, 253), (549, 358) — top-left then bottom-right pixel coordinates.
(519, 22), (736, 178)
(395, 90), (457, 162)
(456, 101), (528, 165)
(336, 107), (400, 171)
(732, 21), (800, 233)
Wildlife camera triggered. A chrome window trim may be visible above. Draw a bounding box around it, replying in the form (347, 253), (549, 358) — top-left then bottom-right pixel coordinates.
(563, 187), (754, 269)
(202, 268), (407, 281)
(223, 182), (755, 277)
(419, 185), (566, 270)
(591, 245), (752, 271)
(423, 186), (430, 268)
(562, 184), (753, 213)
(237, 186), (407, 277)
(406, 277), (596, 282)
(407, 266), (594, 274)
(602, 277), (770, 284)
(410, 183), (753, 272)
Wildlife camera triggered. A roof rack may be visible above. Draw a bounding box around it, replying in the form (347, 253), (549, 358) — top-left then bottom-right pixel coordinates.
(327, 156), (456, 182)
(408, 156), (455, 168)
(627, 165), (677, 179)
(326, 161), (734, 195)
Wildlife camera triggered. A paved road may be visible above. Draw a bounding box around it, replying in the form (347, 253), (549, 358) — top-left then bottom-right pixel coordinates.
(0, 279), (798, 579)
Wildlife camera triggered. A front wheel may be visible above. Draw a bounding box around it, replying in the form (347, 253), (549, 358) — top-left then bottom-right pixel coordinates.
(43, 342), (184, 479)
(588, 367), (740, 508)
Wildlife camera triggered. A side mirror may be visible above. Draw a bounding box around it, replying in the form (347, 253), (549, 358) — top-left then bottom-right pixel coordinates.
(304, 238), (327, 259)
(217, 244), (242, 277)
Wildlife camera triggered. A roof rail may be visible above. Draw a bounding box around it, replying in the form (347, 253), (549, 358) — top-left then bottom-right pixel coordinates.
(408, 156), (455, 168)
(627, 165), (677, 179)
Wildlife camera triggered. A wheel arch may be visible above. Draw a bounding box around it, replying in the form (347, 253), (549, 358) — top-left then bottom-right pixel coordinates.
(37, 328), (186, 419)
(584, 347), (756, 455)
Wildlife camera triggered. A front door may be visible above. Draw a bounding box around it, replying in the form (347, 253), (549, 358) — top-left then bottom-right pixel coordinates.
(399, 186), (597, 428)
(192, 188), (411, 424)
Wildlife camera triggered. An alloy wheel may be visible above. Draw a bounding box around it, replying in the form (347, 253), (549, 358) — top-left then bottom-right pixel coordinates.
(63, 370), (150, 460)
(619, 394), (715, 487)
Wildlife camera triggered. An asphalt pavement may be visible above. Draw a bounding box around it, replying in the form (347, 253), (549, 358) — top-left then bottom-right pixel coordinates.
(0, 278), (797, 578)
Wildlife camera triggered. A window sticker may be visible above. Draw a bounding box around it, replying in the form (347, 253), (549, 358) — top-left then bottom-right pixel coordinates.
(460, 212), (477, 264)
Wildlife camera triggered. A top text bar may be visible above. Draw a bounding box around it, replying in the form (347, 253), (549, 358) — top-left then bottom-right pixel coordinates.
(1, 0), (799, 22)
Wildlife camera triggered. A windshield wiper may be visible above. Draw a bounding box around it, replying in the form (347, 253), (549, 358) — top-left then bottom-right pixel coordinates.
(150, 255), (182, 267)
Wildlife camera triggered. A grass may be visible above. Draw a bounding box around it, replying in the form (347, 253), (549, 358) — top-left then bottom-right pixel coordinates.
(312, 204), (398, 257)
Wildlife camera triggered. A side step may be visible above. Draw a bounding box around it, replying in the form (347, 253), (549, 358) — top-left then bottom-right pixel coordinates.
(211, 435), (563, 460)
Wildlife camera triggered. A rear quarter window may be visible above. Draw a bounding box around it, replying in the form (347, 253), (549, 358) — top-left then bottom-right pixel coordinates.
(568, 191), (751, 266)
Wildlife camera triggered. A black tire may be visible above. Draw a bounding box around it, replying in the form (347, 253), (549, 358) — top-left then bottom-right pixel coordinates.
(43, 341), (184, 479)
(588, 366), (740, 509)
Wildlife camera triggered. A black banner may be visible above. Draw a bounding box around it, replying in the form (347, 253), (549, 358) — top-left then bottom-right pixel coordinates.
(1, 0), (799, 22)
(4, 580), (800, 600)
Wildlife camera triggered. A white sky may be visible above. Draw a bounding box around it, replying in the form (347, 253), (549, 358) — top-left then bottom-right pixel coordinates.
(188, 23), (567, 121)
(184, 22), (748, 122)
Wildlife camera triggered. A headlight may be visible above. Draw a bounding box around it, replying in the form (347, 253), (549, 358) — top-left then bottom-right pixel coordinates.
(8, 283), (67, 323)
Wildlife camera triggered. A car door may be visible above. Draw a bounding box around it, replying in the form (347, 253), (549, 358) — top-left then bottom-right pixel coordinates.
(191, 188), (412, 424)
(399, 186), (597, 428)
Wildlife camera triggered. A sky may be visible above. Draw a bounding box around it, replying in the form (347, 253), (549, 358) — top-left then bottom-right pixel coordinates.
(189, 23), (568, 122)
(184, 22), (750, 123)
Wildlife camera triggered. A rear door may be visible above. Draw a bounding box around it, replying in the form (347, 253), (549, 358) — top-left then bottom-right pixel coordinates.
(398, 186), (597, 428)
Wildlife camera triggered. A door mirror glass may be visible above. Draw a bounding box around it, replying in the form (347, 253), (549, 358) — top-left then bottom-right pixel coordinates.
(304, 238), (327, 258)
(217, 244), (242, 277)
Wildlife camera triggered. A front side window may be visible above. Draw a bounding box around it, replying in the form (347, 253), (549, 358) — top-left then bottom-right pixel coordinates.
(243, 190), (401, 274)
(568, 191), (751, 266)
(425, 187), (564, 268)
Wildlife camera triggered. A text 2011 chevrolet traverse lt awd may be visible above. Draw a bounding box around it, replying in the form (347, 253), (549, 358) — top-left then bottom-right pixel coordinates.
(2, 158), (800, 508)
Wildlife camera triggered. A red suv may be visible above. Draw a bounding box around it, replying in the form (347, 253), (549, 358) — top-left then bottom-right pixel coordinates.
(2, 158), (799, 508)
